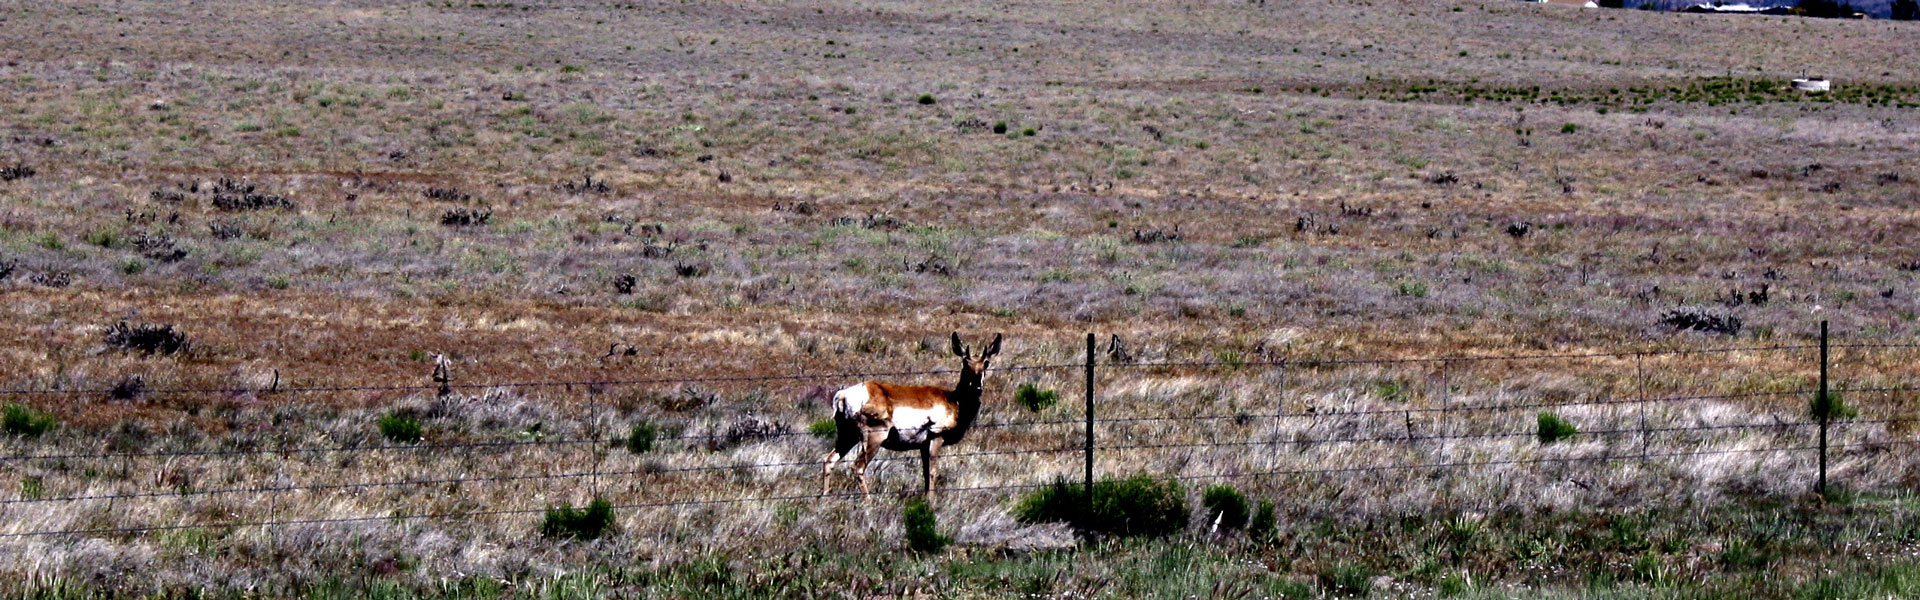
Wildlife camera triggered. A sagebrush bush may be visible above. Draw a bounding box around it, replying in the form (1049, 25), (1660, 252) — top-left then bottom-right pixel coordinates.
(1202, 485), (1250, 531)
(378, 414), (424, 444)
(903, 498), (950, 553)
(2, 404), (56, 438)
(1537, 412), (1577, 445)
(439, 207), (492, 226)
(1015, 383), (1059, 412)
(541, 498), (615, 540)
(103, 321), (190, 355)
(626, 421), (658, 454)
(1014, 475), (1188, 537)
(107, 376), (146, 401)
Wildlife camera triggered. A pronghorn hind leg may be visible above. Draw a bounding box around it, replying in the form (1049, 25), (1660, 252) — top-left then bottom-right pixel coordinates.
(852, 428), (887, 495)
(821, 418), (863, 495)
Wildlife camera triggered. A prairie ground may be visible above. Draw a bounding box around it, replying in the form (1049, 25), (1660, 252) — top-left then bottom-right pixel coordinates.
(2, 0), (1919, 597)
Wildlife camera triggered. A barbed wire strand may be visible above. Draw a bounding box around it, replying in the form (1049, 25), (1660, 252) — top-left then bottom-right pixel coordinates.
(7, 385), (1915, 465)
(0, 446), (1082, 506)
(9, 415), (1908, 507)
(10, 438), (1912, 540)
(15, 338), (1914, 399)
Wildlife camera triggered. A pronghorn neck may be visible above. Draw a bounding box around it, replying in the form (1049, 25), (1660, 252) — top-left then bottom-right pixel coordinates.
(944, 364), (984, 440)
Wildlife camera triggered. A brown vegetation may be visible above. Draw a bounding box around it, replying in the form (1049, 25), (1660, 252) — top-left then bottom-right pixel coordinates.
(0, 0), (1917, 596)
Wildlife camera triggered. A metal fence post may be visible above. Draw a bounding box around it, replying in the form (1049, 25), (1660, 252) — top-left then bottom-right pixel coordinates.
(1818, 320), (1829, 496)
(1636, 352), (1648, 463)
(1084, 333), (1095, 518)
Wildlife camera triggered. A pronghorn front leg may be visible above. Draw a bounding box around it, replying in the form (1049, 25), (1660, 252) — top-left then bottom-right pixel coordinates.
(923, 437), (945, 503)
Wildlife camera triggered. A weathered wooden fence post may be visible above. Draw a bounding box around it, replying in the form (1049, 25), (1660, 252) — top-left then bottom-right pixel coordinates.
(1818, 320), (1830, 496)
(1084, 333), (1095, 520)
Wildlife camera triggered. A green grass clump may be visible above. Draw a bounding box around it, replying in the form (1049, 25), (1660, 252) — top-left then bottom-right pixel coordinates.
(1319, 562), (1374, 597)
(1810, 390), (1856, 421)
(1537, 412), (1577, 445)
(917, 94), (936, 105)
(2, 404), (57, 438)
(1202, 485), (1250, 531)
(1560, 122), (1579, 134)
(625, 421), (658, 454)
(807, 419), (838, 438)
(1015, 383), (1059, 412)
(377, 413), (423, 444)
(83, 228), (124, 249)
(903, 498), (950, 553)
(541, 498), (615, 540)
(1249, 499), (1277, 539)
(993, 121), (1008, 134)
(1014, 475), (1188, 537)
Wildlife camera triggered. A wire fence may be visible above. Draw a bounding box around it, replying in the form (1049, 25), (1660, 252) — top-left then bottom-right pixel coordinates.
(10, 340), (1912, 399)
(1, 335), (1914, 540)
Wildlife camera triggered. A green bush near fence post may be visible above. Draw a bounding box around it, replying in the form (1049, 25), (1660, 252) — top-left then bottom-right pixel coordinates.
(1014, 475), (1188, 537)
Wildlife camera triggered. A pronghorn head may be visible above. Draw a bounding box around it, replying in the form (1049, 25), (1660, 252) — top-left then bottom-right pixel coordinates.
(951, 332), (1002, 388)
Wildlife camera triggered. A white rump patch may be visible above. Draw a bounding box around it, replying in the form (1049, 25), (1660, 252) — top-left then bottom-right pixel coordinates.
(833, 384), (870, 420)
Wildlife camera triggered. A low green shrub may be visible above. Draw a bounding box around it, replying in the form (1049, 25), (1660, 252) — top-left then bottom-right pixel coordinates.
(1014, 475), (1188, 537)
(3, 404), (57, 438)
(917, 94), (936, 105)
(807, 419), (838, 439)
(1014, 383), (1058, 412)
(626, 421), (658, 454)
(1250, 499), (1277, 539)
(377, 413), (423, 444)
(1810, 390), (1857, 421)
(1202, 485), (1250, 531)
(541, 498), (615, 540)
(84, 228), (124, 249)
(1537, 412), (1577, 445)
(903, 498), (950, 553)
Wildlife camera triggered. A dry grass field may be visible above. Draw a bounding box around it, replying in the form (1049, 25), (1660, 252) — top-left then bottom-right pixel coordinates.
(3, 0), (1920, 597)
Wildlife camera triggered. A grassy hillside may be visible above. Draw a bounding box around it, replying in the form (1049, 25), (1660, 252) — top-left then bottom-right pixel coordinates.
(1, 0), (1918, 597)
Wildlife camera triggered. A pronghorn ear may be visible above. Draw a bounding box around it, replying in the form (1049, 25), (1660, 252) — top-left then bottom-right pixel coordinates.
(983, 333), (1002, 358)
(950, 332), (967, 357)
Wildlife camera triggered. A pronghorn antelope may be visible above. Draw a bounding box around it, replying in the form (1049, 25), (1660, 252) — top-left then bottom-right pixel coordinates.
(822, 332), (1001, 501)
